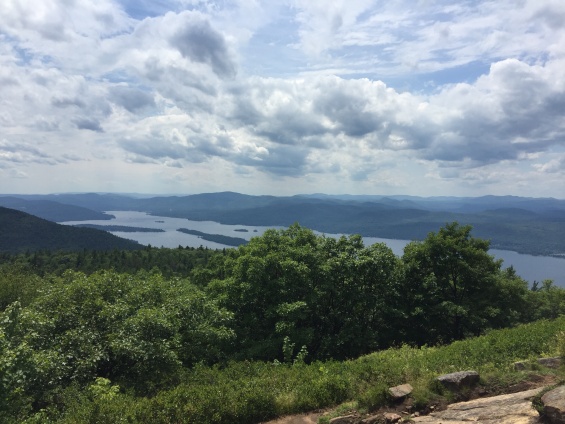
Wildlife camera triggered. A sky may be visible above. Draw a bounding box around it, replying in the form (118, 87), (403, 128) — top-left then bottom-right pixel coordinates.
(1, 0), (564, 198)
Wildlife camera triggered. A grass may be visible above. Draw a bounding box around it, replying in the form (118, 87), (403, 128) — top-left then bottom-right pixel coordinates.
(29, 317), (565, 423)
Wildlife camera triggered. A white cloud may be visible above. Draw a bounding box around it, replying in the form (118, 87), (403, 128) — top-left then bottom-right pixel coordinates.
(1, 0), (564, 197)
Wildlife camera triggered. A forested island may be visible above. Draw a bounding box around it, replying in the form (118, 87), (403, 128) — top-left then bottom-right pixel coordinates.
(76, 224), (166, 233)
(2, 221), (565, 423)
(177, 228), (248, 246)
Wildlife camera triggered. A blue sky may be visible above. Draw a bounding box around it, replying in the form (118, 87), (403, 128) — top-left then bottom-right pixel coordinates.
(1, 0), (564, 197)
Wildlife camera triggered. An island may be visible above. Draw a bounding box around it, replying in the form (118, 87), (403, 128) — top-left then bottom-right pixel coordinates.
(75, 224), (165, 233)
(176, 228), (248, 246)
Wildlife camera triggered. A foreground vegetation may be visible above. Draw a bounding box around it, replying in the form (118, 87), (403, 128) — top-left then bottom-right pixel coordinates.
(2, 222), (565, 423)
(3, 315), (565, 423)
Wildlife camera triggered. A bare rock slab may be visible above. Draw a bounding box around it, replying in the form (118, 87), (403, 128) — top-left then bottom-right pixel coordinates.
(412, 387), (544, 423)
(436, 370), (479, 392)
(388, 383), (413, 400)
(360, 416), (380, 424)
(329, 414), (356, 424)
(541, 385), (565, 424)
(383, 412), (402, 423)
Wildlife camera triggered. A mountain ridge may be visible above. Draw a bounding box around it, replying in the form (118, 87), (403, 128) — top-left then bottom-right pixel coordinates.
(2, 192), (565, 256)
(0, 206), (142, 253)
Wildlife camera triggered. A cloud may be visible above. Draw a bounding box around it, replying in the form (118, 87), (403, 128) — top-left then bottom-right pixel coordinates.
(1, 0), (565, 197)
(169, 12), (236, 78)
(0, 140), (58, 165)
(110, 86), (156, 112)
(111, 53), (565, 183)
(426, 58), (565, 165)
(291, 0), (375, 56)
(51, 97), (87, 109)
(74, 118), (104, 132)
(534, 156), (565, 173)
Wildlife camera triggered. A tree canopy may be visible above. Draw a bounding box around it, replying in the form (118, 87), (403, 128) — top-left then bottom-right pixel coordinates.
(400, 222), (529, 344)
(2, 221), (564, 422)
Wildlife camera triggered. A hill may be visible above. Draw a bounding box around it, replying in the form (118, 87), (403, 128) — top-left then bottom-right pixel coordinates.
(0, 207), (141, 253)
(0, 196), (113, 222)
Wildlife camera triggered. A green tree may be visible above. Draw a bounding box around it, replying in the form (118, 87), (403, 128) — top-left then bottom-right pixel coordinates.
(1, 270), (234, 402)
(400, 222), (524, 344)
(207, 224), (400, 361)
(525, 279), (565, 321)
(0, 264), (43, 310)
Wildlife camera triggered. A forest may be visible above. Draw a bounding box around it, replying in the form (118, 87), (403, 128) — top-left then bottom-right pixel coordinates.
(2, 222), (565, 423)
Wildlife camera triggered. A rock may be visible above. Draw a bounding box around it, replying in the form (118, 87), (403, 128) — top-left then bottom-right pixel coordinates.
(541, 385), (565, 424)
(412, 386), (544, 423)
(388, 383), (413, 400)
(329, 414), (356, 424)
(383, 412), (402, 423)
(538, 357), (562, 369)
(514, 357), (561, 371)
(360, 415), (380, 424)
(436, 370), (479, 392)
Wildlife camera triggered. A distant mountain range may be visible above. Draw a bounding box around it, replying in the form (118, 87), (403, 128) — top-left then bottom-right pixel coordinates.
(1, 192), (565, 256)
(0, 206), (141, 253)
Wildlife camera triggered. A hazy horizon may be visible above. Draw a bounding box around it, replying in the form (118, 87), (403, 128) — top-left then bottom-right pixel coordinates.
(2, 190), (565, 201)
(1, 1), (564, 197)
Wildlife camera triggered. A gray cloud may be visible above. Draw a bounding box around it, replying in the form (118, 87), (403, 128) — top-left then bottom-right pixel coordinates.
(74, 118), (104, 132)
(118, 127), (311, 177)
(33, 118), (60, 132)
(0, 140), (57, 165)
(110, 86), (156, 112)
(169, 17), (236, 79)
(52, 97), (87, 109)
(234, 144), (310, 177)
(313, 88), (381, 138)
(119, 135), (211, 164)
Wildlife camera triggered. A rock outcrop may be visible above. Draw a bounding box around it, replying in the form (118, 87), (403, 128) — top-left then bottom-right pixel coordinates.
(436, 370), (480, 392)
(412, 387), (544, 423)
(541, 385), (565, 424)
(263, 382), (565, 424)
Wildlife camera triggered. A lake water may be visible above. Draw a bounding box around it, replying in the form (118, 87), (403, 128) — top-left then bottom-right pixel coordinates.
(62, 211), (565, 287)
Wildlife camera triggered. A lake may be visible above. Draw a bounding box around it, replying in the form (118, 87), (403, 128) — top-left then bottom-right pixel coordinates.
(62, 211), (565, 287)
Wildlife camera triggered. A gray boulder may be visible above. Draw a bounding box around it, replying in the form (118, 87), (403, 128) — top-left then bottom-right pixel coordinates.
(538, 357), (562, 369)
(541, 385), (565, 424)
(436, 370), (479, 392)
(388, 383), (413, 401)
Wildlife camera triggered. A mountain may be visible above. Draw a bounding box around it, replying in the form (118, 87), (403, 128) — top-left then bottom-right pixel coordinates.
(0, 196), (113, 222)
(0, 207), (141, 253)
(3, 192), (565, 256)
(0, 193), (141, 213)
